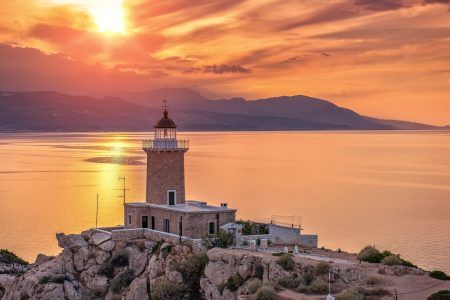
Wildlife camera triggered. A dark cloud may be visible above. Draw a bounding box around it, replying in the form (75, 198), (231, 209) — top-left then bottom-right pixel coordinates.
(353, 0), (404, 11)
(423, 0), (449, 4)
(203, 64), (251, 74)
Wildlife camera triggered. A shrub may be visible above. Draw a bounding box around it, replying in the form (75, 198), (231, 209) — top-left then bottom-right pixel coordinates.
(255, 285), (275, 300)
(315, 262), (330, 276)
(430, 271), (450, 281)
(38, 276), (50, 284)
(151, 281), (187, 300)
(381, 254), (402, 266)
(38, 274), (69, 285)
(428, 290), (450, 300)
(178, 252), (209, 298)
(309, 279), (328, 294)
(302, 269), (315, 285)
(277, 276), (304, 289)
(225, 273), (245, 292)
(98, 263), (114, 278)
(336, 288), (365, 300)
(110, 251), (129, 268)
(111, 268), (135, 293)
(216, 231), (234, 248)
(401, 259), (417, 268)
(276, 254), (295, 271)
(365, 275), (383, 285)
(246, 279), (263, 295)
(252, 263), (264, 279)
(363, 287), (390, 296)
(357, 245), (383, 263)
(0, 249), (29, 265)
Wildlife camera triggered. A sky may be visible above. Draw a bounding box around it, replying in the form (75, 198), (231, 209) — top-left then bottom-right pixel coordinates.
(0, 0), (449, 125)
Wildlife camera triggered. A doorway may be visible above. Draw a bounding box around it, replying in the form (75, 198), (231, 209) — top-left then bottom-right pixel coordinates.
(141, 216), (148, 228)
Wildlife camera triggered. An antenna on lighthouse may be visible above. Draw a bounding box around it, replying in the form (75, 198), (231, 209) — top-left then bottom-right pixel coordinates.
(115, 176), (130, 204)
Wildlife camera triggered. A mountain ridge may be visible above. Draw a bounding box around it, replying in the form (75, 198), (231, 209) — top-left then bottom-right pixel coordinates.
(0, 89), (446, 132)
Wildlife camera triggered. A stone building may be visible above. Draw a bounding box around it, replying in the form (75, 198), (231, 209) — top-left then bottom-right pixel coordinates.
(124, 106), (236, 239)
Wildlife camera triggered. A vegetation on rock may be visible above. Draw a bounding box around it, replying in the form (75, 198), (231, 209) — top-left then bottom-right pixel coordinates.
(255, 285), (275, 300)
(177, 252), (209, 298)
(381, 254), (403, 266)
(276, 254), (295, 271)
(0, 249), (28, 265)
(428, 290), (450, 300)
(430, 271), (450, 281)
(111, 268), (135, 293)
(151, 280), (187, 300)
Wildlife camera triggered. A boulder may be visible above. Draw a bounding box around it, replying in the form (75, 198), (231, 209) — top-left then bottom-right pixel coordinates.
(204, 248), (238, 286)
(237, 255), (254, 280)
(99, 240), (116, 252)
(0, 274), (15, 297)
(92, 232), (111, 246)
(127, 247), (148, 276)
(125, 277), (148, 300)
(56, 233), (88, 250)
(266, 261), (290, 282)
(73, 247), (89, 272)
(64, 280), (81, 300)
(147, 255), (164, 279)
(93, 248), (110, 265)
(35, 254), (51, 266)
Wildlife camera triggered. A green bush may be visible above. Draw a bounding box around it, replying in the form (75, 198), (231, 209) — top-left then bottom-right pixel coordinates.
(110, 251), (129, 268)
(365, 275), (383, 285)
(0, 249), (29, 265)
(246, 279), (263, 295)
(151, 281), (187, 300)
(216, 231), (234, 248)
(255, 285), (275, 300)
(276, 254), (295, 271)
(277, 276), (304, 289)
(178, 252), (209, 298)
(309, 279), (328, 294)
(225, 273), (245, 292)
(430, 271), (450, 280)
(363, 287), (390, 296)
(428, 290), (450, 300)
(38, 276), (50, 284)
(357, 245), (383, 263)
(315, 262), (330, 276)
(302, 268), (315, 285)
(381, 254), (402, 266)
(336, 288), (365, 300)
(38, 274), (69, 285)
(111, 268), (135, 293)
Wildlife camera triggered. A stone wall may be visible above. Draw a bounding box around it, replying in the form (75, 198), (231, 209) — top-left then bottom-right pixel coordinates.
(241, 234), (271, 245)
(298, 234), (318, 248)
(145, 150), (186, 205)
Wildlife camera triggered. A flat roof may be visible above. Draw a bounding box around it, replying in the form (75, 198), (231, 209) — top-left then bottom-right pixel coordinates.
(125, 200), (236, 213)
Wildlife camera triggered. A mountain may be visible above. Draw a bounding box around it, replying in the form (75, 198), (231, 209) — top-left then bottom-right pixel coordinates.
(0, 89), (445, 132)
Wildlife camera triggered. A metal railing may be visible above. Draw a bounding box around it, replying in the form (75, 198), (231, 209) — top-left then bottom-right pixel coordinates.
(142, 139), (189, 151)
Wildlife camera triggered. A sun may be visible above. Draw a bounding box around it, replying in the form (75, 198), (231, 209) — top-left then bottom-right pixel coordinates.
(51, 0), (126, 33)
(90, 0), (125, 33)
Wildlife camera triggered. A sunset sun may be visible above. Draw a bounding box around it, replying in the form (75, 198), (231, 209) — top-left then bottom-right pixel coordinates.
(91, 0), (125, 33)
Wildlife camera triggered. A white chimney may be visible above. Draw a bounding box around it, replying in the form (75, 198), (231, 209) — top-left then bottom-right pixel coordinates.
(220, 203), (228, 208)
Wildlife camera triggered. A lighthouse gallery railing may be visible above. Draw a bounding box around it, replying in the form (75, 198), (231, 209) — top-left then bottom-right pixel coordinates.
(142, 139), (189, 150)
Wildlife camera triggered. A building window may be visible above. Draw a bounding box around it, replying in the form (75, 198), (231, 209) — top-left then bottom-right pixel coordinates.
(209, 221), (215, 235)
(163, 219), (170, 233)
(151, 216), (155, 230)
(167, 190), (176, 205)
(128, 214), (132, 225)
(141, 216), (148, 228)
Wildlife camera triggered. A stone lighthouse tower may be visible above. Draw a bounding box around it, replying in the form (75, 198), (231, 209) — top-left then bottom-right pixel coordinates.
(142, 103), (189, 205)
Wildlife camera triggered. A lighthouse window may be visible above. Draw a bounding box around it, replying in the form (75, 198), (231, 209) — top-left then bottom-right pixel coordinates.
(128, 214), (132, 225)
(209, 222), (215, 235)
(163, 219), (170, 233)
(168, 190), (176, 205)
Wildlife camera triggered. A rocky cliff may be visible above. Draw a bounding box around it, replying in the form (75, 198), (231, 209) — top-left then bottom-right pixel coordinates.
(0, 230), (447, 300)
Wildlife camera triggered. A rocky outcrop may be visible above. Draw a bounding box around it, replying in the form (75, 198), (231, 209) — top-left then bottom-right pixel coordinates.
(0, 230), (432, 300)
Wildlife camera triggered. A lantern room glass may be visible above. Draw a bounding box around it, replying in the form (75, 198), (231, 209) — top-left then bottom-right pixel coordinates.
(155, 127), (176, 140)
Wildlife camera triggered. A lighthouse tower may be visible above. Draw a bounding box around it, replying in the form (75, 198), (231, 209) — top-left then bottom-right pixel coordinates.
(142, 102), (189, 205)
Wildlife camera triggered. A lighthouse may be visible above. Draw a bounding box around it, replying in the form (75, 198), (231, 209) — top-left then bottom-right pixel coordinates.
(143, 103), (189, 205)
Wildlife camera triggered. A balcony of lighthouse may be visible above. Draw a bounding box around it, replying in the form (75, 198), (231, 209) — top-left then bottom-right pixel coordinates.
(142, 139), (189, 151)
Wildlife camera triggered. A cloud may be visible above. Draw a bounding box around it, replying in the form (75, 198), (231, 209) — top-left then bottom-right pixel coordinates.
(353, 0), (404, 11)
(203, 64), (251, 74)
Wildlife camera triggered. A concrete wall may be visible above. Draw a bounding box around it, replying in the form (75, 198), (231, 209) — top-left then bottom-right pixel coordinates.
(124, 204), (236, 239)
(241, 234), (271, 245)
(145, 150), (186, 205)
(268, 224), (318, 247)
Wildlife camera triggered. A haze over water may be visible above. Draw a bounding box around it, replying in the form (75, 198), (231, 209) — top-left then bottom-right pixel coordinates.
(0, 131), (449, 273)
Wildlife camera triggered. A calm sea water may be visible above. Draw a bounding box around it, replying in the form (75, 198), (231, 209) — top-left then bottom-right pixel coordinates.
(0, 131), (449, 272)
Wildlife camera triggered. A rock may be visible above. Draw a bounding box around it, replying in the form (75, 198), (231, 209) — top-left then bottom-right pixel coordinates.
(267, 261), (290, 282)
(64, 280), (81, 300)
(56, 233), (88, 250)
(80, 265), (109, 295)
(201, 277), (236, 300)
(73, 247), (89, 272)
(204, 248), (238, 286)
(35, 254), (51, 266)
(144, 241), (156, 251)
(237, 255), (253, 280)
(147, 255), (164, 279)
(125, 277), (148, 300)
(94, 248), (110, 265)
(128, 247), (148, 276)
(99, 240), (116, 252)
(39, 283), (66, 299)
(62, 248), (75, 274)
(0, 274), (15, 297)
(92, 232), (111, 246)
(167, 271), (183, 284)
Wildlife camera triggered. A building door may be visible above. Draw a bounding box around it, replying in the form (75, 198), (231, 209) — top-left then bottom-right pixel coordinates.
(163, 219), (170, 233)
(168, 190), (176, 205)
(141, 216), (148, 228)
(151, 216), (155, 230)
(209, 221), (215, 235)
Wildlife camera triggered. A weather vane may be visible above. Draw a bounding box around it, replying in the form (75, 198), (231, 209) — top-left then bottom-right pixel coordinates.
(162, 97), (169, 111)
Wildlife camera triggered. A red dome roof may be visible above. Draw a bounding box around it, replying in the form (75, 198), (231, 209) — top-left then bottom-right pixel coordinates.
(154, 110), (177, 128)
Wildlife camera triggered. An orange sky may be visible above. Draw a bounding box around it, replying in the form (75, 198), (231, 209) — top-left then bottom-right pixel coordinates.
(0, 0), (449, 125)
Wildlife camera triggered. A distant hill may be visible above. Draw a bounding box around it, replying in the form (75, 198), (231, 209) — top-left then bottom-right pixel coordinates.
(0, 89), (445, 132)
